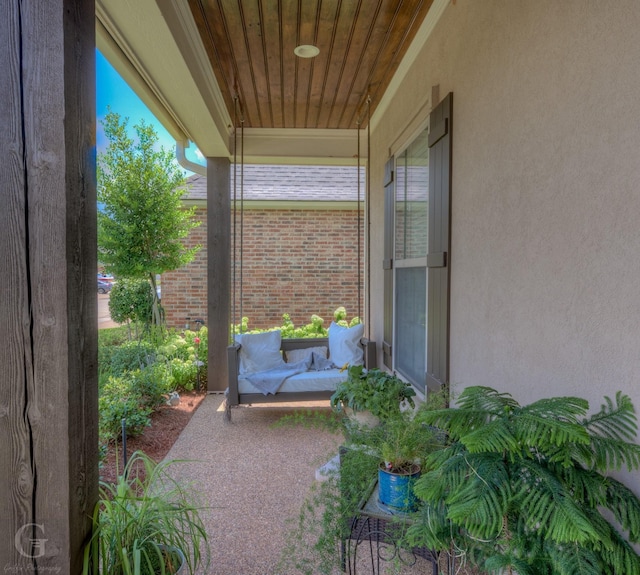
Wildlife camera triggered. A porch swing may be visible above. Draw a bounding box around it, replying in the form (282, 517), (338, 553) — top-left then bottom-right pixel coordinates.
(224, 97), (377, 414)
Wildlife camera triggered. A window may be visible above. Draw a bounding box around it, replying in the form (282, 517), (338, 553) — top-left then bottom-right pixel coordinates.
(394, 128), (429, 390)
(383, 92), (453, 394)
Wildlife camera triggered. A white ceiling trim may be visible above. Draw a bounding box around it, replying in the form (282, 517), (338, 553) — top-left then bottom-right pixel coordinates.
(238, 128), (366, 165)
(95, 0), (229, 157)
(156, 0), (232, 146)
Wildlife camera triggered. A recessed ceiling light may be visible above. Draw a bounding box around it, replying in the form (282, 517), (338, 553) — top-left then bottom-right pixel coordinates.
(294, 44), (320, 58)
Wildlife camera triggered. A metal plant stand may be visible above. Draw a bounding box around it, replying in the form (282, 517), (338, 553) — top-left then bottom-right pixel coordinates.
(343, 482), (447, 575)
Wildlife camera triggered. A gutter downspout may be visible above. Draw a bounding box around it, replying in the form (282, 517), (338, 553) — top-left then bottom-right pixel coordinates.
(176, 140), (207, 176)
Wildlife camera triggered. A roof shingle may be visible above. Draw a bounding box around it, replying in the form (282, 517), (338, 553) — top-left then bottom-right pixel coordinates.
(183, 165), (364, 202)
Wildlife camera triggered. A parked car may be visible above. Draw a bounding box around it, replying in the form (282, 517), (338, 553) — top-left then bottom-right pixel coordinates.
(97, 279), (112, 294)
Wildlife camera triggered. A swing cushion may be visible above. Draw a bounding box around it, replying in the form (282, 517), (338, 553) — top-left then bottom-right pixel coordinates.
(328, 322), (365, 367)
(235, 330), (285, 375)
(285, 346), (328, 364)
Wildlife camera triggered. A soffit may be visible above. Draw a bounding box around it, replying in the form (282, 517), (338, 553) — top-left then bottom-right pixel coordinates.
(188, 0), (434, 130)
(96, 0), (441, 162)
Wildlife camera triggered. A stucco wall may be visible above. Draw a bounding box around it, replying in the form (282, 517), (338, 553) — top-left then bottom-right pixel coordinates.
(370, 0), (640, 488)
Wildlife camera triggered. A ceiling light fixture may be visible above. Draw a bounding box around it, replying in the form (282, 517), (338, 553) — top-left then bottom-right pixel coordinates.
(294, 44), (320, 58)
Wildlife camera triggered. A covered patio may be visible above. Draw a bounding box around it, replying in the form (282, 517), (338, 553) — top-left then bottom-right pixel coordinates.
(3, 1), (640, 571)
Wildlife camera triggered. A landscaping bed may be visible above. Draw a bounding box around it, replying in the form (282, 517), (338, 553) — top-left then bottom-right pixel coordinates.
(100, 389), (206, 484)
(98, 324), (208, 482)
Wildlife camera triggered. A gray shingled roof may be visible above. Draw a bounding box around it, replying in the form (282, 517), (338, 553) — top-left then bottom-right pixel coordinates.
(183, 164), (364, 201)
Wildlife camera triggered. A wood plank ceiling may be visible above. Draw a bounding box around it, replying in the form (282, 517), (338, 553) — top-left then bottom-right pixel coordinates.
(187, 0), (434, 129)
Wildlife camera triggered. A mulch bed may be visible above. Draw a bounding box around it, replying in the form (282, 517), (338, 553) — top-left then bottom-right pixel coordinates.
(100, 390), (207, 484)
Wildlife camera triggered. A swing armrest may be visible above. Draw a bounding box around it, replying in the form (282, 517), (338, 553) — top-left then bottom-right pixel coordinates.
(227, 343), (242, 406)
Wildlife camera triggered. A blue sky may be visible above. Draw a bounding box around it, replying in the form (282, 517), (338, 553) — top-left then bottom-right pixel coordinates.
(96, 50), (202, 173)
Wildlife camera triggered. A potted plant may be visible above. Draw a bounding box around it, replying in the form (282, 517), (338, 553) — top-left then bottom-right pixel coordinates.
(330, 365), (416, 427)
(277, 389), (447, 573)
(83, 451), (209, 575)
(406, 386), (640, 574)
(375, 410), (443, 512)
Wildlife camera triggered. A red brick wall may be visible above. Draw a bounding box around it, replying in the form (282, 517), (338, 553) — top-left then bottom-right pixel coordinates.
(162, 209), (208, 329)
(162, 207), (365, 331)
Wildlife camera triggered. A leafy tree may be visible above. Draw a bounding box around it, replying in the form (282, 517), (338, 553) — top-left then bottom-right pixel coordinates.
(98, 111), (200, 325)
(108, 279), (155, 339)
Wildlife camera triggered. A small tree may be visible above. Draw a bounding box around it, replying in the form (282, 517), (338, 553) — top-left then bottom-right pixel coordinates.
(108, 279), (154, 339)
(98, 111), (200, 325)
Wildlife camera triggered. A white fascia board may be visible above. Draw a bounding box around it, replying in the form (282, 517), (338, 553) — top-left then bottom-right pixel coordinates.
(238, 128), (367, 165)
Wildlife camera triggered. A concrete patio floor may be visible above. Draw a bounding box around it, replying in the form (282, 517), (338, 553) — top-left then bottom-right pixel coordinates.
(163, 394), (473, 575)
(163, 394), (342, 574)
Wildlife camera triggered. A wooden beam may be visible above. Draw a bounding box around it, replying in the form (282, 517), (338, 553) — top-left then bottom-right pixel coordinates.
(207, 157), (231, 392)
(0, 0), (97, 571)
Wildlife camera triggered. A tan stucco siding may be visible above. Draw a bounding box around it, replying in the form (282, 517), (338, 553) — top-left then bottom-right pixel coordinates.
(370, 1), (640, 489)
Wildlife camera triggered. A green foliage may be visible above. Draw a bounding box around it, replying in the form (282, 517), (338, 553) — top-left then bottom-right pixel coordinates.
(108, 279), (155, 326)
(406, 386), (640, 575)
(278, 446), (379, 575)
(231, 307), (361, 341)
(330, 365), (416, 420)
(109, 340), (156, 376)
(97, 328), (208, 446)
(98, 326), (130, 371)
(98, 325), (130, 347)
(156, 328), (208, 390)
(378, 411), (441, 473)
(97, 111), (200, 325)
(279, 388), (449, 574)
(133, 363), (175, 409)
(99, 376), (153, 443)
(83, 451), (209, 575)
(99, 364), (173, 443)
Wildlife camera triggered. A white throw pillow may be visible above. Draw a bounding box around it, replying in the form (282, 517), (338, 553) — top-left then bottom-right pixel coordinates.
(328, 322), (364, 368)
(285, 346), (328, 364)
(235, 330), (284, 375)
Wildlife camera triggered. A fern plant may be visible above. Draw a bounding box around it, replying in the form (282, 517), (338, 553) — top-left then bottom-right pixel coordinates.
(406, 386), (640, 575)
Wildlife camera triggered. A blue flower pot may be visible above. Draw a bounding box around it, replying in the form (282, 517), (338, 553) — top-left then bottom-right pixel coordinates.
(378, 465), (421, 512)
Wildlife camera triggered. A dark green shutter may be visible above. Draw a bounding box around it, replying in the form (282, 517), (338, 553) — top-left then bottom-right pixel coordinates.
(426, 93), (452, 392)
(382, 157), (394, 368)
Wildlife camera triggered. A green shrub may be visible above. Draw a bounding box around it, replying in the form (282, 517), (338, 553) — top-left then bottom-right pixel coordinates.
(154, 328), (207, 391)
(98, 326), (130, 374)
(407, 387), (640, 575)
(98, 325), (130, 347)
(133, 363), (174, 409)
(109, 340), (156, 376)
(168, 358), (198, 391)
(99, 375), (152, 443)
(232, 307), (361, 340)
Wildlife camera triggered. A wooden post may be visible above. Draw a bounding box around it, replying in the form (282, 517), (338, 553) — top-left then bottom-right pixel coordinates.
(207, 157), (231, 392)
(0, 1), (97, 572)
